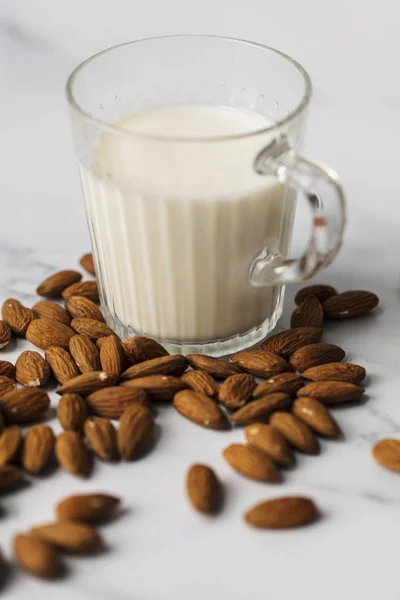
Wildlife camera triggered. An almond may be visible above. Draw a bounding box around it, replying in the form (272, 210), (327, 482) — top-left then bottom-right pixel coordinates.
(87, 387), (149, 419)
(15, 351), (50, 387)
(289, 343), (345, 372)
(13, 533), (63, 579)
(293, 396), (341, 437)
(290, 295), (324, 329)
(0, 388), (50, 424)
(0, 320), (11, 348)
(2, 298), (35, 335)
(62, 281), (99, 302)
(70, 318), (114, 340)
(69, 335), (100, 373)
(260, 327), (323, 357)
(302, 362), (366, 384)
(31, 521), (101, 553)
(122, 354), (188, 380)
(98, 335), (126, 376)
(45, 346), (79, 384)
(222, 443), (281, 482)
(123, 336), (168, 363)
(245, 423), (293, 465)
(57, 393), (89, 432)
(57, 371), (118, 396)
(26, 318), (75, 350)
(84, 417), (117, 460)
(230, 393), (292, 425)
(229, 350), (289, 378)
(37, 270), (82, 297)
(118, 404), (154, 460)
(186, 354), (242, 378)
(219, 373), (256, 409)
(0, 426), (22, 466)
(181, 370), (219, 397)
(80, 252), (96, 275)
(372, 439), (400, 473)
(122, 375), (187, 401)
(0, 360), (16, 380)
(55, 431), (92, 478)
(56, 493), (120, 522)
(174, 389), (228, 430)
(295, 284), (337, 305)
(0, 376), (16, 397)
(32, 301), (71, 326)
(65, 296), (105, 322)
(22, 424), (55, 473)
(253, 373), (304, 398)
(0, 465), (23, 491)
(245, 496), (319, 529)
(186, 464), (220, 514)
(0, 408), (4, 432)
(269, 412), (320, 454)
(322, 290), (379, 319)
(297, 381), (364, 404)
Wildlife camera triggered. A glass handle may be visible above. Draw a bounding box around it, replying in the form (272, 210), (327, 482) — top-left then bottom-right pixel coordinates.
(249, 137), (346, 286)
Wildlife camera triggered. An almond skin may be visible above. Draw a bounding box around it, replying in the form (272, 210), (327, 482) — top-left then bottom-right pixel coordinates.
(219, 373), (256, 410)
(372, 439), (400, 473)
(0, 320), (11, 348)
(122, 336), (168, 363)
(118, 404), (154, 460)
(253, 373), (304, 398)
(22, 424), (55, 473)
(295, 284), (337, 305)
(292, 397), (341, 437)
(13, 533), (63, 579)
(31, 521), (102, 553)
(122, 375), (187, 400)
(222, 443), (281, 482)
(57, 371), (118, 396)
(0, 388), (50, 424)
(80, 252), (96, 275)
(86, 387), (150, 419)
(57, 393), (89, 432)
(84, 417), (117, 460)
(32, 301), (71, 326)
(15, 351), (50, 387)
(245, 496), (319, 529)
(69, 335), (101, 373)
(0, 376), (16, 397)
(174, 389), (228, 430)
(70, 318), (114, 340)
(0, 465), (23, 491)
(26, 318), (75, 350)
(269, 412), (320, 454)
(289, 343), (345, 373)
(302, 362), (366, 384)
(55, 431), (92, 478)
(65, 296), (105, 322)
(186, 464), (220, 514)
(297, 381), (364, 404)
(45, 346), (80, 384)
(98, 335), (126, 376)
(186, 354), (242, 378)
(56, 493), (120, 522)
(260, 327), (323, 358)
(290, 295), (324, 329)
(245, 423), (293, 465)
(2, 298), (35, 335)
(230, 393), (292, 425)
(323, 290), (379, 319)
(0, 360), (16, 380)
(0, 426), (22, 466)
(229, 350), (289, 379)
(62, 281), (99, 302)
(122, 354), (188, 380)
(181, 370), (219, 397)
(36, 270), (82, 297)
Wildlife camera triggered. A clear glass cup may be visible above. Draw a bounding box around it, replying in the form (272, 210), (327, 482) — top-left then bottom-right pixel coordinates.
(66, 35), (346, 356)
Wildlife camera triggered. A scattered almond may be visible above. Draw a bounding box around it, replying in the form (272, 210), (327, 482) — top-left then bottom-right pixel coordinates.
(0, 376), (16, 397)
(219, 373), (256, 409)
(0, 465), (23, 491)
(45, 346), (80, 383)
(289, 343), (345, 372)
(245, 496), (319, 529)
(2, 298), (34, 335)
(80, 252), (95, 275)
(269, 412), (320, 454)
(229, 350), (289, 378)
(122, 335), (168, 363)
(70, 318), (114, 340)
(0, 426), (22, 466)
(98, 335), (126, 376)
(295, 284), (337, 305)
(297, 381), (364, 404)
(15, 351), (50, 387)
(36, 270), (82, 297)
(69, 335), (100, 373)
(260, 327), (323, 357)
(57, 371), (118, 396)
(56, 493), (120, 522)
(84, 417), (117, 460)
(13, 533), (63, 578)
(181, 370), (219, 397)
(290, 295), (324, 329)
(87, 386), (149, 419)
(31, 521), (101, 553)
(122, 354), (188, 380)
(62, 281), (99, 302)
(65, 295), (105, 322)
(0, 360), (16, 380)
(55, 431), (92, 478)
(293, 397), (341, 437)
(186, 354), (242, 378)
(253, 373), (304, 398)
(323, 290), (379, 319)
(245, 423), (293, 465)
(118, 404), (154, 460)
(174, 389), (228, 430)
(186, 464), (220, 514)
(26, 318), (75, 350)
(230, 393), (292, 425)
(57, 393), (89, 432)
(32, 301), (71, 326)
(122, 375), (187, 400)
(0, 388), (50, 424)
(302, 362), (366, 384)
(372, 439), (400, 473)
(222, 443), (281, 482)
(22, 424), (55, 473)
(0, 321), (11, 348)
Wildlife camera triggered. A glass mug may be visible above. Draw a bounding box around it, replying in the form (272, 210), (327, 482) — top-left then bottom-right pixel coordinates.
(66, 36), (346, 356)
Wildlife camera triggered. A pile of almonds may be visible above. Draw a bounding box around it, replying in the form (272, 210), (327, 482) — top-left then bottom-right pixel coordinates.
(0, 254), (388, 581)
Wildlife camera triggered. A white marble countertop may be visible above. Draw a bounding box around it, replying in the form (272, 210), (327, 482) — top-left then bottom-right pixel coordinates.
(1, 0), (400, 598)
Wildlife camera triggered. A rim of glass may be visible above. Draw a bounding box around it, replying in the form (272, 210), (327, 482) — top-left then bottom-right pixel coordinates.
(66, 35), (312, 143)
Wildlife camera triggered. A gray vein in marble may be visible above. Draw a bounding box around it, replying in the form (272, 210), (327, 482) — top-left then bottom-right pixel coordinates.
(0, 18), (51, 52)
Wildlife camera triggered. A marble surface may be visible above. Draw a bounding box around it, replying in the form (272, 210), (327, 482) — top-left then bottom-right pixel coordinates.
(1, 0), (400, 598)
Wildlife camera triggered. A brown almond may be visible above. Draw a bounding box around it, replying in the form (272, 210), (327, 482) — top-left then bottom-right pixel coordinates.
(70, 318), (114, 340)
(0, 376), (16, 397)
(219, 373), (256, 409)
(253, 373), (304, 398)
(302, 362), (366, 384)
(0, 320), (11, 348)
(0, 426), (22, 466)
(245, 423), (293, 465)
(0, 407), (3, 432)
(55, 431), (92, 478)
(37, 270), (82, 297)
(186, 354), (242, 378)
(122, 375), (187, 401)
(57, 371), (118, 396)
(118, 404), (154, 460)
(56, 493), (120, 522)
(222, 443), (281, 482)
(15, 351), (50, 387)
(45, 346), (80, 384)
(57, 393), (89, 432)
(22, 424), (55, 473)
(260, 327), (323, 357)
(0, 465), (23, 491)
(84, 417), (117, 460)
(181, 370), (219, 397)
(186, 464), (220, 514)
(293, 397), (341, 437)
(289, 343), (345, 373)
(69, 335), (100, 373)
(65, 296), (105, 322)
(122, 354), (188, 380)
(269, 412), (320, 454)
(230, 350), (289, 378)
(295, 284), (338, 305)
(0, 360), (16, 379)
(297, 381), (364, 404)
(174, 389), (228, 430)
(245, 496), (319, 529)
(32, 301), (71, 326)
(26, 318), (75, 350)
(62, 281), (99, 302)
(31, 521), (101, 553)
(86, 387), (149, 419)
(99, 336), (126, 376)
(2, 298), (35, 335)
(290, 295), (324, 329)
(372, 439), (400, 473)
(0, 388), (50, 424)
(323, 290), (379, 319)
(80, 252), (96, 275)
(230, 393), (292, 425)
(13, 533), (63, 578)
(123, 335), (168, 363)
